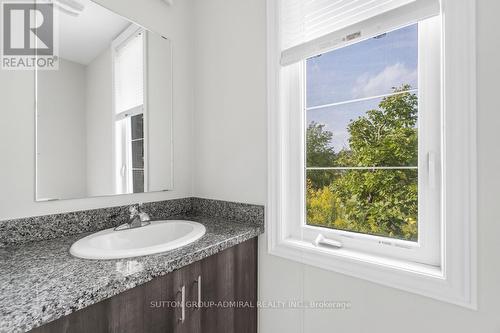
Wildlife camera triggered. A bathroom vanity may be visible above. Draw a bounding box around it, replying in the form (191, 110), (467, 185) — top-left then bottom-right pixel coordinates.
(0, 198), (263, 333)
(31, 238), (257, 333)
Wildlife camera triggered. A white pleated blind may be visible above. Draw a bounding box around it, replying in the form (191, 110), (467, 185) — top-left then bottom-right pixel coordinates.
(114, 31), (144, 114)
(280, 0), (440, 65)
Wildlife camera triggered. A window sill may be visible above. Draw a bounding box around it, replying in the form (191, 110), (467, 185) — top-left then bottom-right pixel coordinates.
(269, 237), (474, 309)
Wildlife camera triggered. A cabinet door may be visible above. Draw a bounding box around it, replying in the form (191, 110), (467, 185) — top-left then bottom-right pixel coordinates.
(172, 260), (202, 333)
(143, 273), (177, 333)
(200, 238), (258, 333)
(107, 280), (146, 332)
(107, 271), (183, 333)
(143, 264), (199, 333)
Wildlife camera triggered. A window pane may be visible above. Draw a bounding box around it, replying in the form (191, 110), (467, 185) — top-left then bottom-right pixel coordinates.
(131, 114), (144, 140)
(306, 24), (418, 108)
(306, 169), (418, 241)
(132, 140), (144, 169)
(306, 92), (418, 168)
(133, 170), (144, 193)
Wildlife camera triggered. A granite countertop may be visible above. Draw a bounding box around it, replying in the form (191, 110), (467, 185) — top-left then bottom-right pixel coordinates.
(0, 214), (264, 333)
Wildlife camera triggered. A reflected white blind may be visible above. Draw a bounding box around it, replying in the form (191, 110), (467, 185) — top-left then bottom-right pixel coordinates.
(114, 32), (144, 114)
(280, 0), (440, 65)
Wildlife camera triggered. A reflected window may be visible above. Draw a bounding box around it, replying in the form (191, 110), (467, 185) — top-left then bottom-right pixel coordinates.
(112, 26), (146, 194)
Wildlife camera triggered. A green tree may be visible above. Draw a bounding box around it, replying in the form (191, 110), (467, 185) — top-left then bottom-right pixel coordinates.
(337, 85), (418, 167)
(306, 122), (337, 189)
(306, 85), (418, 241)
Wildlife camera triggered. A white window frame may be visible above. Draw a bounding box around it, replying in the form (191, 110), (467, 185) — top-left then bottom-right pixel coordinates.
(111, 25), (149, 194)
(288, 19), (441, 267)
(267, 0), (477, 308)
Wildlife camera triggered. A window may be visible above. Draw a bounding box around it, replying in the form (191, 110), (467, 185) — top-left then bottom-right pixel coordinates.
(268, 0), (477, 308)
(130, 114), (145, 193)
(306, 25), (420, 241)
(301, 21), (441, 266)
(283, 15), (441, 266)
(112, 26), (147, 194)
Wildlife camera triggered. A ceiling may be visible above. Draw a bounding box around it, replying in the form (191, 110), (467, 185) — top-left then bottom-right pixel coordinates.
(56, 0), (132, 65)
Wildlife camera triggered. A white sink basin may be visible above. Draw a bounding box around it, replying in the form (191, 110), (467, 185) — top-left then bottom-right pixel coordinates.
(70, 220), (206, 260)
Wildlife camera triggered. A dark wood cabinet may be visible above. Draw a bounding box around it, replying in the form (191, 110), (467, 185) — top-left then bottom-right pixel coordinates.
(31, 238), (257, 333)
(200, 238), (257, 333)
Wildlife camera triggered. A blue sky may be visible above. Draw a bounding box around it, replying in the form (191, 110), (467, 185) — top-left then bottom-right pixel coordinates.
(306, 24), (418, 153)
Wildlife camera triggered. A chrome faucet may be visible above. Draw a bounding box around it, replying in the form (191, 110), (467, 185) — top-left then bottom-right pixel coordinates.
(115, 204), (151, 231)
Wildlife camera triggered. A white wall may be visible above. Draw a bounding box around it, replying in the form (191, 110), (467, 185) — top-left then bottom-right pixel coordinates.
(0, 0), (194, 219)
(85, 47), (114, 196)
(191, 0), (500, 332)
(36, 58), (87, 200)
(147, 33), (174, 192)
(192, 0), (267, 205)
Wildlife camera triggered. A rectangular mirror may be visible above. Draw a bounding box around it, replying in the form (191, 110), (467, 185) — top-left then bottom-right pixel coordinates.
(36, 0), (173, 201)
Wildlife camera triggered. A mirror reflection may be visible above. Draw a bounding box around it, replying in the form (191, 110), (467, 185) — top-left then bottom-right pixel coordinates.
(36, 0), (173, 201)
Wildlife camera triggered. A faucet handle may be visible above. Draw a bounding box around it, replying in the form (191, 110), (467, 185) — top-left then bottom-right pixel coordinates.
(139, 211), (151, 223)
(129, 205), (139, 216)
(137, 203), (151, 222)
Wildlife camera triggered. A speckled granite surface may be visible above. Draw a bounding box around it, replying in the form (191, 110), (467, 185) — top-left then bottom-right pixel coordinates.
(191, 197), (264, 225)
(0, 198), (192, 247)
(0, 199), (264, 333)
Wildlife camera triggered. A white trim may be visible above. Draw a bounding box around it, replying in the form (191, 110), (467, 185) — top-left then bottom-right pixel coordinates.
(267, 0), (477, 308)
(440, 0), (477, 308)
(115, 105), (144, 121)
(142, 31), (150, 193)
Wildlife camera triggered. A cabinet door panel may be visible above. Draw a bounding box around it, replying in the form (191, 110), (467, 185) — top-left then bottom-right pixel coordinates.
(173, 260), (201, 333)
(201, 247), (235, 332)
(108, 282), (145, 333)
(233, 238), (258, 333)
(143, 273), (176, 333)
(201, 238), (257, 333)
